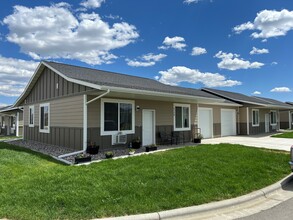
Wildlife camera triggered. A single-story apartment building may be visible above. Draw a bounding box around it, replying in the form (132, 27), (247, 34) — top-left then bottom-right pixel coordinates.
(0, 105), (23, 137)
(14, 61), (243, 151)
(202, 88), (293, 135)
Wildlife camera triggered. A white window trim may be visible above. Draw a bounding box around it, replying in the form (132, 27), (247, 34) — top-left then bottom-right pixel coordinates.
(252, 109), (259, 127)
(101, 98), (135, 136)
(39, 103), (50, 133)
(173, 103), (191, 131)
(270, 110), (277, 126)
(29, 105), (34, 127)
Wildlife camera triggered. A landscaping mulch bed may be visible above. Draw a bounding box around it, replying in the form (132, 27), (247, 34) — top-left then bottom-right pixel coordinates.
(9, 140), (191, 164)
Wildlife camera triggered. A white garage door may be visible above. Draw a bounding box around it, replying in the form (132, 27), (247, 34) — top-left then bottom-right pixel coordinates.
(198, 108), (213, 139)
(221, 109), (236, 136)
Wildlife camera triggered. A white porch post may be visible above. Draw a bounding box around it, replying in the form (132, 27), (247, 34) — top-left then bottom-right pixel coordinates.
(16, 112), (19, 137)
(83, 94), (88, 152)
(246, 107), (250, 135)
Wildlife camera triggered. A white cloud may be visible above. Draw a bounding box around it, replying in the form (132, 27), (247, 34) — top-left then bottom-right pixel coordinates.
(156, 66), (242, 87)
(0, 56), (38, 97)
(80, 0), (105, 9)
(233, 9), (293, 39)
(252, 91), (261, 95)
(270, 87), (292, 93)
(191, 47), (207, 56)
(159, 36), (187, 51)
(214, 51), (264, 71)
(0, 103), (10, 108)
(183, 0), (200, 4)
(250, 47), (269, 55)
(3, 4), (139, 65)
(126, 53), (167, 67)
(271, 61), (278, 65)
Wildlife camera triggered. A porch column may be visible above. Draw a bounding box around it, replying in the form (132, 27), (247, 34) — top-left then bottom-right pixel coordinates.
(16, 112), (19, 137)
(83, 94), (88, 151)
(246, 107), (250, 135)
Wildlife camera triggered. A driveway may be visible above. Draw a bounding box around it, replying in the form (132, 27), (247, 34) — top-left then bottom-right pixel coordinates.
(202, 134), (292, 151)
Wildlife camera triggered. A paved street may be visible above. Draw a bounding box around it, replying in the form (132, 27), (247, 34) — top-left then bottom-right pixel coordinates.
(238, 178), (293, 220)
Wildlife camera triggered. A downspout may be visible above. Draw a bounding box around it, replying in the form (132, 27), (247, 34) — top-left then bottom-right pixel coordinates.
(16, 112), (19, 137)
(59, 89), (110, 159)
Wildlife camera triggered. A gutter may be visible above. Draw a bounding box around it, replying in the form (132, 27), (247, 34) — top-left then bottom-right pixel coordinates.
(58, 89), (110, 159)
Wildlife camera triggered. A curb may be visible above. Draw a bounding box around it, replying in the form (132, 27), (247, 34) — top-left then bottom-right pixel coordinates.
(96, 173), (293, 220)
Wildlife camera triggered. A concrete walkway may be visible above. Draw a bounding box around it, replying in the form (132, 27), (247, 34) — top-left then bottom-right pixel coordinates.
(202, 134), (292, 152)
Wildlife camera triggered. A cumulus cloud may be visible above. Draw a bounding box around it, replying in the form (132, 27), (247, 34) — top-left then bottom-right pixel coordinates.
(0, 103), (10, 108)
(250, 47), (269, 55)
(214, 51), (264, 70)
(233, 9), (293, 39)
(158, 36), (187, 51)
(3, 4), (139, 65)
(252, 91), (261, 95)
(156, 66), (242, 87)
(0, 56), (38, 97)
(126, 53), (167, 67)
(191, 47), (207, 56)
(270, 87), (292, 92)
(80, 0), (105, 9)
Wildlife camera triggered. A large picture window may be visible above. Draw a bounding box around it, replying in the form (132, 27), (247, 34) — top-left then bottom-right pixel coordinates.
(270, 111), (277, 125)
(174, 104), (190, 131)
(39, 103), (50, 133)
(101, 99), (134, 135)
(29, 105), (34, 127)
(252, 109), (259, 127)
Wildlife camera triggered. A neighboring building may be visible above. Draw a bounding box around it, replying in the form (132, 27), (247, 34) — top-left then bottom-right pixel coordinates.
(202, 88), (293, 135)
(280, 102), (293, 130)
(0, 105), (23, 137)
(14, 61), (241, 152)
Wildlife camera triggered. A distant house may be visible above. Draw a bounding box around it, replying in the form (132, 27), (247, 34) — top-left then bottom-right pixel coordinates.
(13, 61), (241, 152)
(202, 88), (293, 135)
(280, 102), (293, 130)
(0, 106), (23, 137)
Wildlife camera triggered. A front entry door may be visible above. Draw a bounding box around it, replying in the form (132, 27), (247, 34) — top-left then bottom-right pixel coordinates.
(142, 110), (155, 146)
(265, 113), (270, 133)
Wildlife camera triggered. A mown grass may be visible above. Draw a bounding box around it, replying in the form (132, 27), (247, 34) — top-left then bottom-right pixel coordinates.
(0, 142), (290, 220)
(271, 132), (293, 138)
(0, 136), (20, 141)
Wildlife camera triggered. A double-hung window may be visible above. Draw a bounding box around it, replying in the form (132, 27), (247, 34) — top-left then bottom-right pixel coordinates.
(101, 99), (134, 135)
(270, 111), (277, 125)
(252, 109), (259, 127)
(174, 104), (190, 131)
(39, 103), (50, 133)
(29, 105), (34, 127)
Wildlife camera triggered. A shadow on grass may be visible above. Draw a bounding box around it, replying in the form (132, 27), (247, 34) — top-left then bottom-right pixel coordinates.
(0, 142), (68, 165)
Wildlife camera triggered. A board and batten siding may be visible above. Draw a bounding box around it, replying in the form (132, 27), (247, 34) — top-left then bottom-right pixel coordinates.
(22, 67), (93, 105)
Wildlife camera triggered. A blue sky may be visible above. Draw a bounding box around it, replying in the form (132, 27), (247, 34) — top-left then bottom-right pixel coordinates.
(0, 0), (293, 107)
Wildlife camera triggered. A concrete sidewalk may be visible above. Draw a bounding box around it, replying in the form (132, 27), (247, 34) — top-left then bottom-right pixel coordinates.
(201, 134), (292, 152)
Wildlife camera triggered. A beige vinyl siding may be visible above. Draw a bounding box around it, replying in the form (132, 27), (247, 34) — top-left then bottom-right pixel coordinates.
(50, 95), (84, 127)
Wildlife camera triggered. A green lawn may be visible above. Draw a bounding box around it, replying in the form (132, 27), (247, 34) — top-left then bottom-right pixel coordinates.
(0, 142), (290, 220)
(0, 136), (21, 141)
(271, 132), (293, 138)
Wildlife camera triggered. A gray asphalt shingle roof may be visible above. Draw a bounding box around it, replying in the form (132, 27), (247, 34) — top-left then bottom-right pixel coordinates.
(44, 61), (224, 100)
(202, 88), (269, 105)
(202, 88), (293, 109)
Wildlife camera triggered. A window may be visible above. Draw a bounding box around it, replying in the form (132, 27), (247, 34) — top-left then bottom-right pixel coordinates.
(10, 117), (15, 128)
(252, 109), (259, 127)
(101, 99), (134, 135)
(39, 103), (50, 133)
(270, 111), (277, 125)
(174, 104), (190, 131)
(29, 106), (34, 127)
